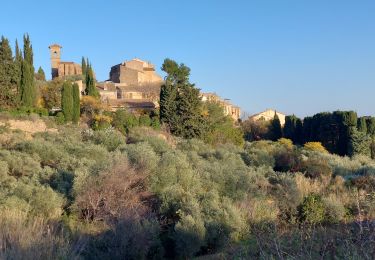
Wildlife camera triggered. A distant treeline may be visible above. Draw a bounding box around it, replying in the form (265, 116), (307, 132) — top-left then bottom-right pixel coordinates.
(283, 111), (375, 157)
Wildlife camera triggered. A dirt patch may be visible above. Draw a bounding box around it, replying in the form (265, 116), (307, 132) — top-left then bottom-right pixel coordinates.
(0, 119), (58, 135)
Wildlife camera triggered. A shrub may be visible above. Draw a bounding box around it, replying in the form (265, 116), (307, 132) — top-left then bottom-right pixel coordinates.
(123, 142), (159, 172)
(304, 142), (328, 153)
(0, 150), (41, 177)
(55, 112), (65, 125)
(174, 213), (206, 258)
(268, 173), (302, 223)
(302, 157), (332, 180)
(323, 196), (346, 223)
(112, 109), (139, 134)
(239, 196), (279, 225)
(91, 114), (112, 130)
(82, 128), (125, 152)
(274, 147), (300, 172)
(0, 209), (80, 259)
(241, 148), (275, 168)
(298, 194), (325, 224)
(277, 138), (293, 149)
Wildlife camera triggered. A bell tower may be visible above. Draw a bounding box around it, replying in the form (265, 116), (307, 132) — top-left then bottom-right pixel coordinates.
(48, 44), (62, 79)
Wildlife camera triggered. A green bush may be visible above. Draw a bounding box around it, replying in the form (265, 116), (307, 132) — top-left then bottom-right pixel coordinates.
(82, 128), (125, 152)
(55, 112), (65, 125)
(298, 194), (325, 224)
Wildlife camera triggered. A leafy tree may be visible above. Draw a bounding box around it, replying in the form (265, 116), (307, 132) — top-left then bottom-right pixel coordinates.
(72, 83), (80, 123)
(160, 58), (205, 139)
(0, 36), (18, 107)
(20, 34), (36, 107)
(35, 66), (46, 81)
(269, 113), (282, 141)
(61, 81), (73, 122)
(40, 79), (62, 109)
(203, 102), (244, 146)
(242, 119), (270, 141)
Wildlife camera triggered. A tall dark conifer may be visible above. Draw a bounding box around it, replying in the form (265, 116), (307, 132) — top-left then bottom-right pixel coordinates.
(72, 82), (80, 123)
(20, 34), (36, 107)
(0, 36), (18, 107)
(14, 39), (22, 95)
(82, 57), (87, 76)
(269, 112), (282, 141)
(357, 117), (367, 133)
(85, 63), (99, 97)
(366, 117), (375, 137)
(61, 81), (73, 122)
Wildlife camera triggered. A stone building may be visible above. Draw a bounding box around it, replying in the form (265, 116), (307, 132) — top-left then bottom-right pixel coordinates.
(97, 58), (163, 111)
(248, 109), (286, 126)
(201, 92), (241, 121)
(49, 44), (82, 79)
(109, 58), (163, 86)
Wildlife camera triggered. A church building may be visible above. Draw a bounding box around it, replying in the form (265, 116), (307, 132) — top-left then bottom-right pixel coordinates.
(49, 44), (82, 79)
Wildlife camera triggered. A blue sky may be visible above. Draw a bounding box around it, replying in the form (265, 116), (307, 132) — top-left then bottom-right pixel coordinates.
(1, 0), (375, 117)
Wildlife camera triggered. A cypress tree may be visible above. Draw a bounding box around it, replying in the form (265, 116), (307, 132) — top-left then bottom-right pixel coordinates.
(72, 82), (80, 123)
(20, 34), (36, 107)
(0, 36), (18, 107)
(295, 118), (303, 145)
(85, 64), (99, 97)
(269, 112), (282, 141)
(283, 115), (297, 140)
(366, 117), (375, 137)
(82, 57), (87, 76)
(61, 81), (73, 122)
(14, 39), (22, 95)
(357, 117), (367, 133)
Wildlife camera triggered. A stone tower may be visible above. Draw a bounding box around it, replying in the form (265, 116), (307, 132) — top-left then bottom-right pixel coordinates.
(48, 44), (62, 79)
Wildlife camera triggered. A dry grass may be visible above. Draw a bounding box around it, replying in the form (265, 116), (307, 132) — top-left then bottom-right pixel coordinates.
(295, 173), (324, 198)
(0, 209), (83, 260)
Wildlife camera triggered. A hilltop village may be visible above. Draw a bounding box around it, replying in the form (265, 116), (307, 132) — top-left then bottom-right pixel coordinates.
(49, 44), (241, 121)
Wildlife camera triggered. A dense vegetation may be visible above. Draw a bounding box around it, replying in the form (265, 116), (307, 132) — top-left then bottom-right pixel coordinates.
(1, 33), (375, 259)
(0, 115), (374, 259)
(243, 111), (375, 158)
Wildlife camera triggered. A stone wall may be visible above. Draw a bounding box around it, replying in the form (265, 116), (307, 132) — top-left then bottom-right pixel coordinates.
(57, 63), (82, 78)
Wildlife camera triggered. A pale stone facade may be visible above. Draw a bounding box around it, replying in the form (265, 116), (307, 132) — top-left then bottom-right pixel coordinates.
(110, 58), (163, 86)
(201, 92), (241, 121)
(96, 58), (163, 111)
(49, 44), (82, 79)
(249, 109), (286, 126)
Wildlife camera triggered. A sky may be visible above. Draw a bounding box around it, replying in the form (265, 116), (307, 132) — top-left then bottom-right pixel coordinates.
(1, 0), (375, 117)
